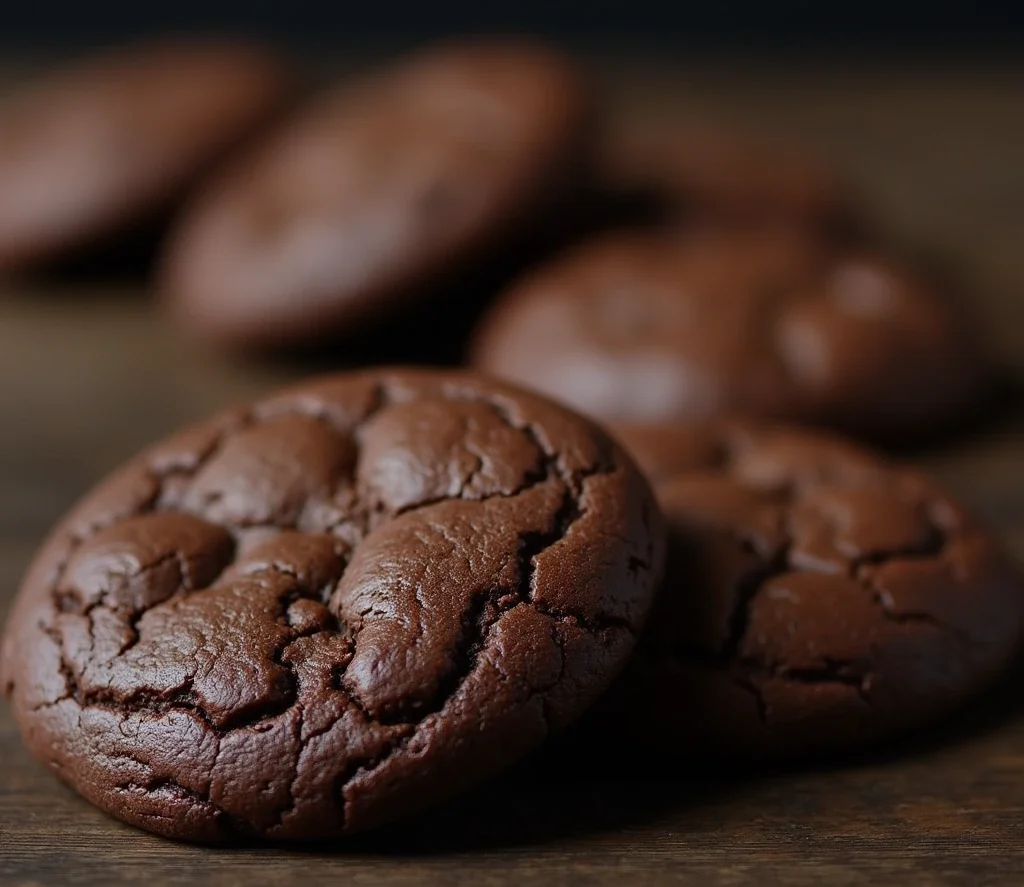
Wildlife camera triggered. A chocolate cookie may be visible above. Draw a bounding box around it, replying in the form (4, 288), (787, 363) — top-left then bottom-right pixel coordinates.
(0, 40), (291, 272)
(469, 228), (987, 441)
(161, 40), (592, 350)
(600, 121), (852, 230)
(593, 421), (1023, 761)
(0, 369), (663, 842)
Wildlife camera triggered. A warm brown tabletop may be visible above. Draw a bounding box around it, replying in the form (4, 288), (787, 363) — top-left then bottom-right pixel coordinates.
(1, 53), (1023, 886)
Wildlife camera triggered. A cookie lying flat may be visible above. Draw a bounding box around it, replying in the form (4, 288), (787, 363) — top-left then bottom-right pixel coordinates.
(594, 421), (1022, 761)
(470, 228), (987, 442)
(162, 40), (592, 350)
(0, 40), (291, 272)
(0, 369), (663, 842)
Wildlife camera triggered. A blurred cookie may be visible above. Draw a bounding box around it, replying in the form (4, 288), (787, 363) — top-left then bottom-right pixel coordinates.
(593, 420), (1024, 761)
(470, 228), (987, 442)
(0, 40), (292, 272)
(162, 40), (592, 350)
(601, 121), (853, 230)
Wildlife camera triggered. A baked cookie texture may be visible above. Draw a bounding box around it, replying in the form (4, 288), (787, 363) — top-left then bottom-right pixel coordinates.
(470, 228), (987, 442)
(162, 39), (593, 349)
(0, 39), (291, 271)
(594, 421), (1023, 761)
(0, 369), (663, 842)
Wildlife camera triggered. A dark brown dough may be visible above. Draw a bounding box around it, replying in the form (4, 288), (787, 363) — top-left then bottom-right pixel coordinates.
(0, 39), (292, 271)
(161, 40), (592, 350)
(593, 421), (1023, 761)
(0, 369), (664, 842)
(469, 228), (987, 442)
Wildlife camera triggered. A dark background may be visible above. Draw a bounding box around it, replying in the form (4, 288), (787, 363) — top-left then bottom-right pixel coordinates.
(2, 1), (1022, 48)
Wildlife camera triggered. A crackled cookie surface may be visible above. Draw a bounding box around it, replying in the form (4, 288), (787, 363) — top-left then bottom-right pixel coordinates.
(0, 369), (663, 842)
(470, 229), (987, 442)
(596, 421), (1022, 760)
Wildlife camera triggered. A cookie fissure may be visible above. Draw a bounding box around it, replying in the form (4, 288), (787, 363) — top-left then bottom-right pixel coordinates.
(103, 678), (220, 731)
(694, 653), (874, 727)
(731, 675), (769, 724)
(116, 772), (259, 841)
(369, 585), (527, 728)
(860, 570), (972, 643)
(772, 660), (872, 699)
(39, 624), (85, 710)
(721, 546), (792, 661)
(116, 777), (222, 817)
(327, 477), (602, 823)
(330, 485), (592, 809)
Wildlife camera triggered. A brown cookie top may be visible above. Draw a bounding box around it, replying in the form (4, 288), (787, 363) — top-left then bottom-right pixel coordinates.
(161, 40), (592, 349)
(600, 121), (852, 229)
(0, 40), (292, 271)
(469, 228), (987, 441)
(596, 421), (1022, 761)
(0, 369), (663, 842)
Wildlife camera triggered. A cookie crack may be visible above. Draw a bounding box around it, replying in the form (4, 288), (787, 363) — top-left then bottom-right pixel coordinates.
(258, 380), (392, 437)
(114, 775), (253, 839)
(385, 398), (590, 519)
(334, 468), (635, 818)
(40, 416), (256, 676)
(732, 675), (770, 725)
(521, 479), (639, 635)
(722, 542), (793, 661)
(539, 619), (569, 734)
(758, 657), (874, 707)
(671, 651), (874, 725)
(37, 623), (83, 709)
(482, 398), (616, 494)
(859, 571), (973, 643)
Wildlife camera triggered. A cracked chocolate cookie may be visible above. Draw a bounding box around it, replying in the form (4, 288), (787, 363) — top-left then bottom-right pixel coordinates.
(593, 421), (1023, 761)
(469, 228), (987, 442)
(0, 39), (291, 272)
(161, 40), (592, 350)
(0, 369), (663, 842)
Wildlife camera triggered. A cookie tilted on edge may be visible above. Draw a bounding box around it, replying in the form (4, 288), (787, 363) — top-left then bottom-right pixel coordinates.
(0, 369), (664, 842)
(161, 40), (593, 350)
(595, 421), (1023, 761)
(0, 39), (292, 272)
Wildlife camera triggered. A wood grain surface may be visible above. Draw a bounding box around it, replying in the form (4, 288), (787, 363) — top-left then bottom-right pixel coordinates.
(1, 53), (1023, 886)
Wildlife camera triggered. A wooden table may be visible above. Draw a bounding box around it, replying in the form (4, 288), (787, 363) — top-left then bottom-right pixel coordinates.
(1, 53), (1023, 885)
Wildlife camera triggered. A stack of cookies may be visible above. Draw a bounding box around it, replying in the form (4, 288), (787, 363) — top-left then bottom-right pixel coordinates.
(0, 37), (1020, 844)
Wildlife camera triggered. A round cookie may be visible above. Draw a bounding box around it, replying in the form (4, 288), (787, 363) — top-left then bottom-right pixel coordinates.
(161, 40), (592, 350)
(469, 228), (987, 442)
(594, 421), (1023, 761)
(600, 121), (852, 230)
(0, 40), (292, 272)
(0, 368), (663, 842)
